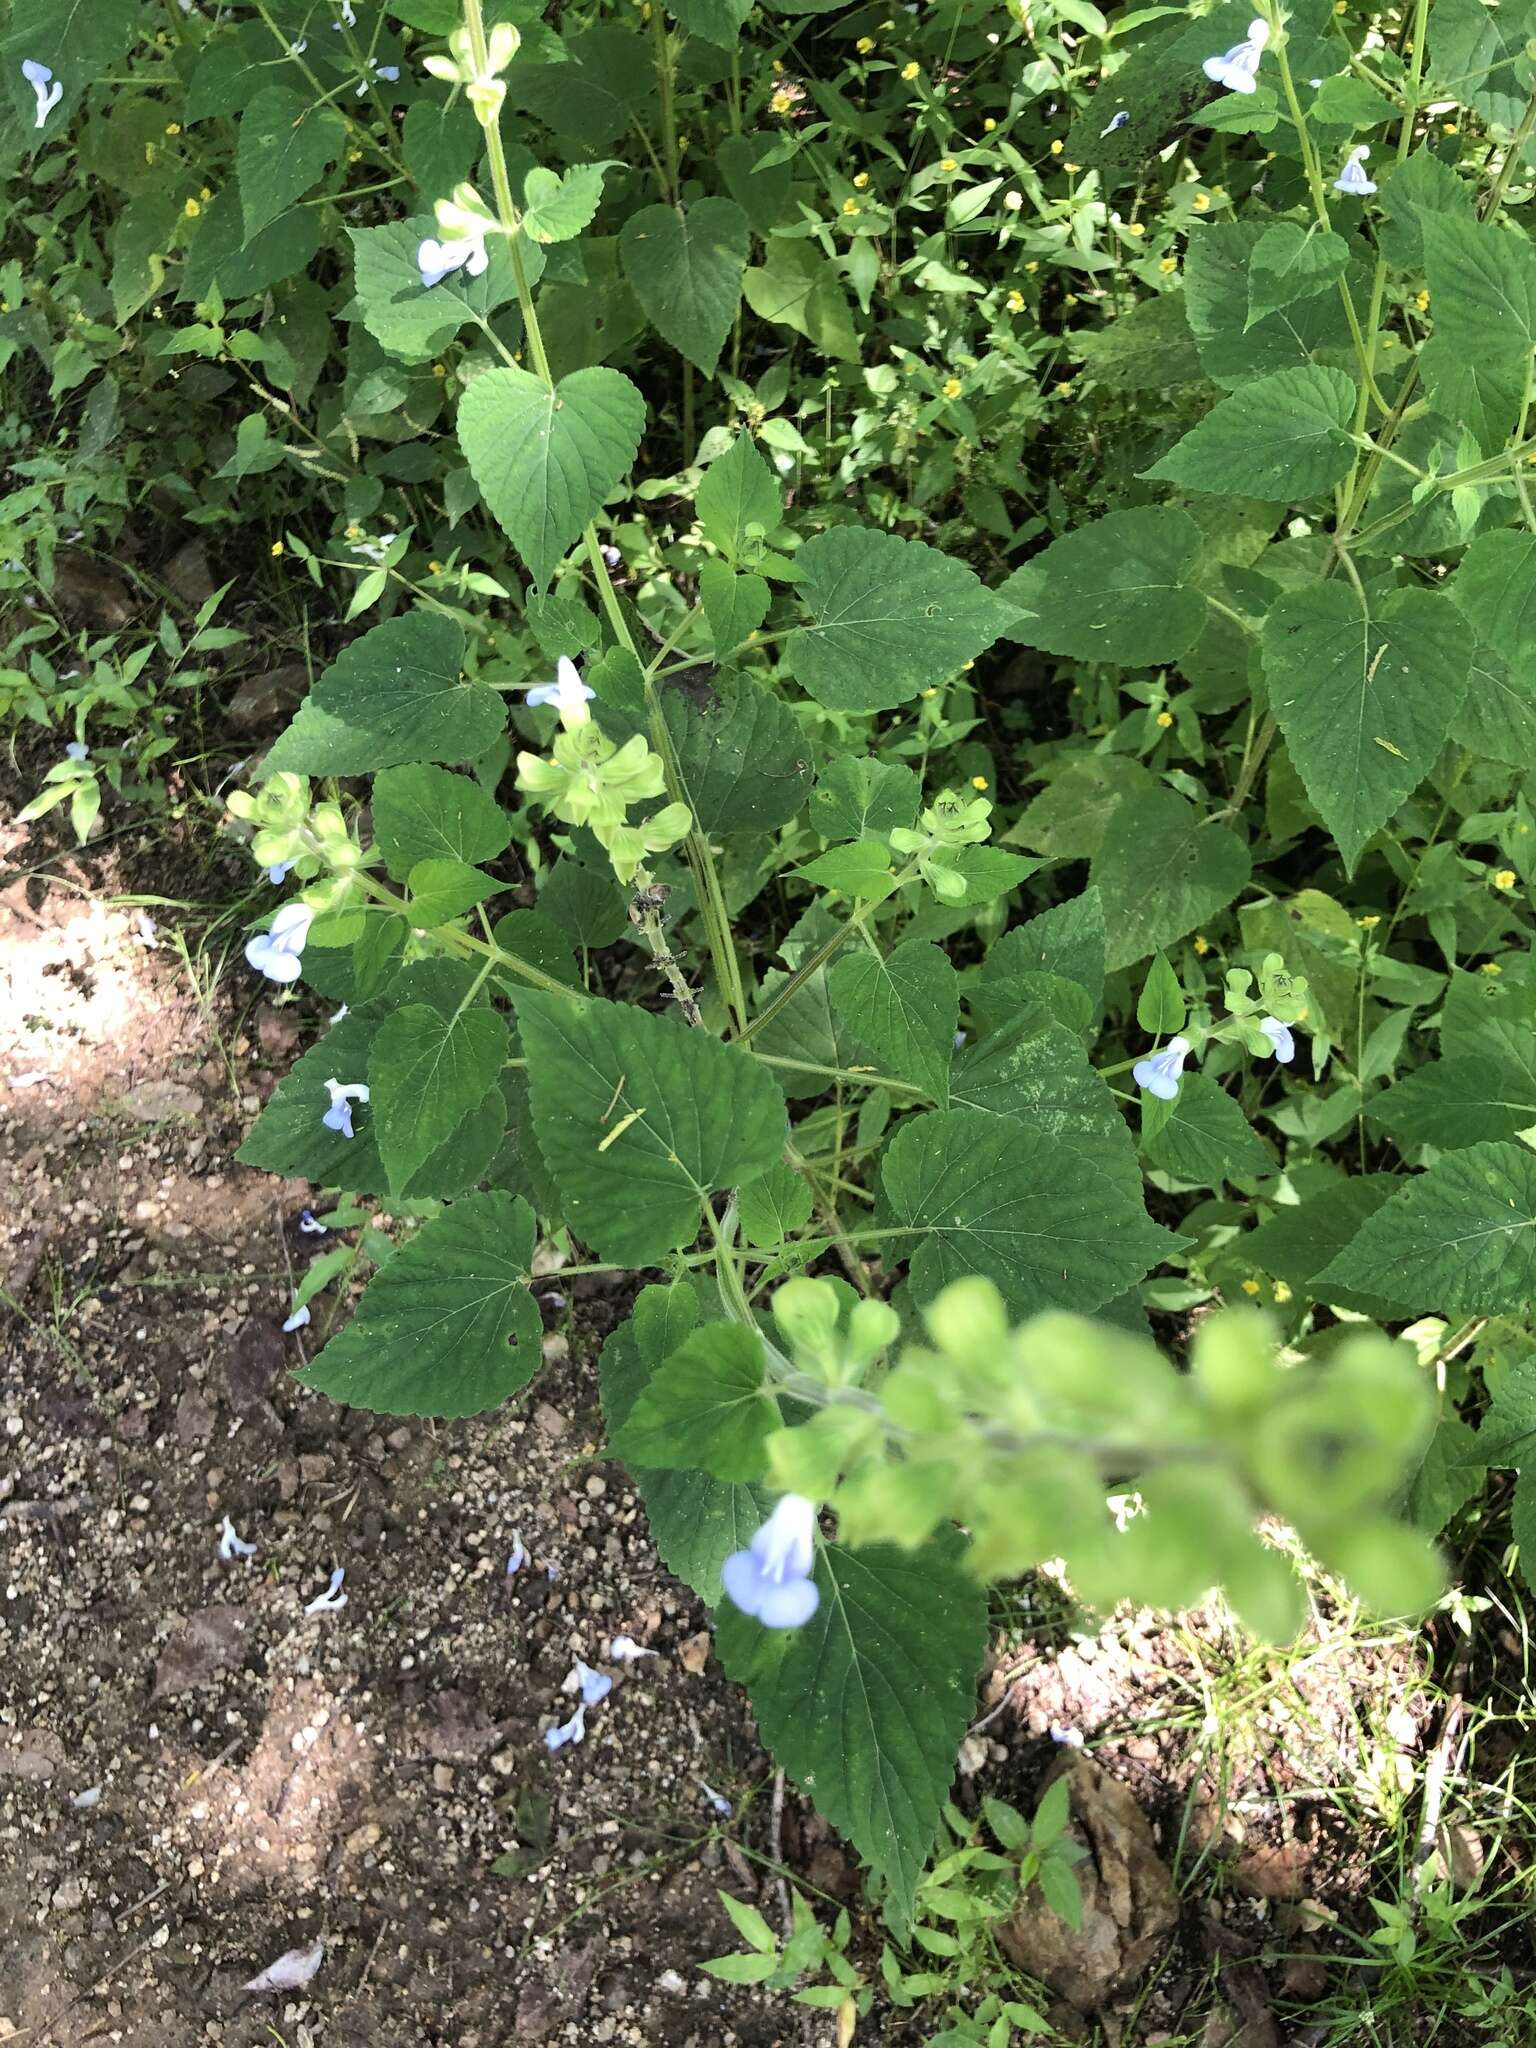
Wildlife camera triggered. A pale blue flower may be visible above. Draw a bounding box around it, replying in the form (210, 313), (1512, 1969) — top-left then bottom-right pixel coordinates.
(290, 38), (308, 55)
(506, 1531), (527, 1575)
(1132, 1034), (1192, 1102)
(267, 860), (295, 884)
(64, 740), (89, 762)
(607, 1635), (655, 1663)
(1202, 17), (1268, 93)
(1049, 1722), (1085, 1748)
(282, 1302), (311, 1332)
(322, 1076), (369, 1138)
(299, 1209), (328, 1235)
(1100, 109), (1128, 135)
(245, 900), (313, 983)
(218, 1514), (257, 1561)
(417, 232), (487, 289)
(564, 1659), (613, 1707)
(526, 655), (595, 727)
(305, 1566), (347, 1614)
(600, 543), (623, 568)
(699, 1780), (732, 1817)
(1334, 145), (1376, 197)
(721, 1494), (820, 1629)
(22, 60), (63, 129)
(1258, 1016), (1295, 1063)
(544, 1702), (587, 1751)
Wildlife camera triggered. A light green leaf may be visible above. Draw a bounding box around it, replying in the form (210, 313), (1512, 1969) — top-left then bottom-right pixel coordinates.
(1450, 646), (1536, 771)
(796, 840), (900, 900)
(877, 1106), (1175, 1319)
(1091, 785), (1252, 971)
(515, 989), (787, 1262)
(457, 363), (646, 588)
(1143, 365), (1356, 500)
(1316, 1141), (1536, 1314)
(1243, 1176), (1402, 1316)
(370, 1002), (510, 1193)
(742, 238), (860, 361)
(613, 1323), (776, 1480)
(239, 87), (345, 241)
(1421, 211), (1536, 357)
(670, 0), (754, 46)
(1183, 220), (1355, 389)
(786, 527), (1017, 713)
(406, 857), (500, 927)
(934, 845), (1043, 907)
(298, 1192), (542, 1418)
(697, 431), (782, 559)
(1137, 954), (1186, 1035)
(738, 1163), (815, 1246)
(600, 1283), (774, 1602)
(348, 217), (517, 362)
(829, 940), (957, 1105)
(810, 758), (920, 843)
(522, 161), (617, 243)
(721, 1534), (988, 1920)
(699, 561), (771, 656)
(1261, 583), (1470, 876)
(999, 509), (1208, 666)
(1142, 1074), (1272, 1190)
(620, 197), (749, 375)
(1246, 224), (1349, 328)
(1370, 1055), (1536, 1152)
(372, 763), (511, 880)
(262, 613), (500, 775)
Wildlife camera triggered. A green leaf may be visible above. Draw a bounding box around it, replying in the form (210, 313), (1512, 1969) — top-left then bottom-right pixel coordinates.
(1136, 953), (1185, 1035)
(951, 1021), (1144, 1201)
(787, 527), (1017, 713)
(515, 989), (787, 1262)
(983, 890), (1106, 1020)
(1243, 1176), (1401, 1314)
(738, 1163), (815, 1246)
(670, 0), (754, 46)
(539, 857), (630, 947)
(235, 1011), (385, 1192)
(522, 161), (617, 243)
(1370, 1056), (1536, 1152)
(1142, 1074), (1272, 1190)
(1419, 337), (1525, 455)
(699, 561), (771, 657)
(369, 1002), (510, 1193)
(718, 1890), (779, 1955)
(600, 1285), (774, 1602)
(697, 431), (782, 559)
(1091, 784), (1252, 971)
(742, 238), (860, 361)
(263, 613), (502, 775)
(406, 857), (500, 927)
(722, 1534), (987, 1921)
(4, 0), (138, 122)
(653, 669), (812, 834)
(1073, 292), (1205, 390)
(1245, 224), (1349, 327)
(179, 189), (321, 304)
(810, 758), (920, 843)
(619, 197), (750, 376)
(1377, 149), (1476, 271)
(298, 1192), (543, 1418)
(1261, 584), (1471, 876)
(1316, 1141), (1536, 1314)
(457, 364), (646, 588)
(1451, 531), (1536, 678)
(936, 845), (1044, 907)
(1403, 1417), (1485, 1537)
(1422, 211), (1536, 357)
(238, 87), (345, 241)
(1183, 220), (1354, 389)
(348, 217), (517, 362)
(613, 1323), (777, 1479)
(797, 840), (900, 901)
(999, 509), (1208, 666)
(1451, 646), (1536, 771)
(372, 763), (511, 880)
(1142, 365), (1356, 500)
(829, 940), (957, 1105)
(1430, 0), (1536, 131)
(876, 1106), (1174, 1319)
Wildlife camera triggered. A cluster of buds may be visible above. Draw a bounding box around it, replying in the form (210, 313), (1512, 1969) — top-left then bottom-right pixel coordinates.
(424, 21), (520, 125)
(1219, 952), (1309, 1061)
(227, 772), (372, 916)
(418, 182), (502, 288)
(889, 786), (993, 903)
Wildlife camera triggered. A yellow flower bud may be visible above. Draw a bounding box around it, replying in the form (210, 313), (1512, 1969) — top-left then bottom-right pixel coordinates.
(270, 541), (284, 556)
(183, 197), (201, 218)
(854, 171), (869, 188)
(1156, 710), (1173, 728)
(970, 774), (988, 790)
(1160, 256), (1178, 273)
(856, 35), (875, 51)
(1006, 289), (1024, 312)
(1049, 139), (1063, 155)
(842, 197), (860, 215)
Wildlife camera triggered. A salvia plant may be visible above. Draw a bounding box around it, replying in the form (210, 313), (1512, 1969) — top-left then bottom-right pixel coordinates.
(7, 0), (1536, 1933)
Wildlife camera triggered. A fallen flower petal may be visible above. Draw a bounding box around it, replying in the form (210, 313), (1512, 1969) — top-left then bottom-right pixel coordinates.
(305, 1567), (347, 1615)
(218, 1514), (257, 1562)
(243, 1937), (325, 1993)
(544, 1702), (587, 1752)
(282, 1304), (311, 1333)
(563, 1659), (613, 1706)
(699, 1779), (733, 1817)
(506, 1531), (528, 1575)
(298, 1209), (329, 1235)
(607, 1635), (655, 1663)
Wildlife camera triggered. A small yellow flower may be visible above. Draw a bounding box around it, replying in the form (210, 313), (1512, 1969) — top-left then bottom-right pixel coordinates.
(842, 197), (860, 216)
(1057, 378), (1074, 395)
(1193, 935), (1210, 956)
(771, 88), (794, 114)
(1024, 259), (1039, 272)
(1357, 913), (1381, 928)
(1126, 222), (1145, 236)
(1156, 710), (1173, 728)
(772, 56), (784, 71)
(1006, 289), (1024, 312)
(853, 171), (870, 189)
(345, 522), (363, 539)
(1442, 121), (1458, 134)
(348, 148), (363, 163)
(1482, 960), (1503, 974)
(1241, 1279), (1261, 1296)
(433, 362), (449, 378)
(200, 185), (212, 200)
(940, 157), (958, 173)
(1064, 291), (1078, 305)
(1273, 1280), (1292, 1304)
(922, 687), (938, 698)
(1495, 869), (1518, 889)
(1415, 289), (1430, 311)
(983, 117), (996, 133)
(270, 541), (284, 557)
(1063, 162), (1080, 173)
(971, 774), (989, 790)
(1193, 194), (1212, 215)
(963, 660), (975, 670)
(1160, 256), (1178, 274)
(164, 122), (181, 137)
(429, 560), (444, 575)
(943, 376), (963, 398)
(1049, 139), (1064, 155)
(856, 34), (875, 52)
(183, 197), (201, 218)
(901, 60), (920, 81)
(1382, 335), (1396, 348)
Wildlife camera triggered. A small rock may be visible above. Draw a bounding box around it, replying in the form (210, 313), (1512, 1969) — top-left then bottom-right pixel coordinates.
(52, 552), (135, 630)
(0, 1730), (64, 1781)
(257, 1007), (301, 1060)
(162, 537), (215, 606)
(153, 1605), (251, 1697)
(51, 1877), (86, 1913)
(176, 1390), (215, 1445)
(227, 662), (309, 732)
(533, 1402), (569, 1440)
(224, 1318), (284, 1413)
(432, 1763), (454, 1792)
(679, 1630), (712, 1676)
(121, 1079), (203, 1122)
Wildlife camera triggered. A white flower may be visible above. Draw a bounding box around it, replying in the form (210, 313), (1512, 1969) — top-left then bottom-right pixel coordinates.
(417, 230), (488, 289)
(1202, 17), (1268, 93)
(333, 1), (357, 25)
(305, 1566), (347, 1614)
(506, 1531), (528, 1575)
(219, 1514), (257, 1561)
(607, 1635), (655, 1663)
(1132, 1034), (1192, 1102)
(245, 900), (313, 983)
(1334, 145), (1376, 197)
(329, 1002), (350, 1024)
(699, 1779), (732, 1817)
(22, 60), (63, 130)
(282, 1303), (311, 1332)
(299, 1208), (328, 1235)
(244, 1938), (325, 1993)
(544, 1702), (587, 1751)
(562, 1659), (613, 1706)
(1049, 1722), (1085, 1748)
(721, 1495), (820, 1629)
(525, 656), (595, 730)
(1258, 1016), (1296, 1063)
(321, 1077), (370, 1139)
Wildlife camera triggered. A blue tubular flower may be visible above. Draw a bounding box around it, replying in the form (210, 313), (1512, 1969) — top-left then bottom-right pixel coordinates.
(245, 900), (313, 982)
(721, 1495), (820, 1629)
(544, 1702), (587, 1752)
(282, 1302), (311, 1332)
(1100, 109), (1128, 135)
(1132, 1034), (1193, 1101)
(64, 740), (89, 762)
(305, 1566), (347, 1614)
(218, 1514), (257, 1561)
(299, 1209), (328, 1235)
(322, 1077), (370, 1138)
(416, 231), (487, 289)
(1202, 17), (1269, 93)
(525, 656), (596, 728)
(565, 1659), (613, 1707)
(22, 60), (63, 129)
(266, 860), (295, 884)
(1258, 1016), (1296, 1063)
(1334, 145), (1376, 196)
